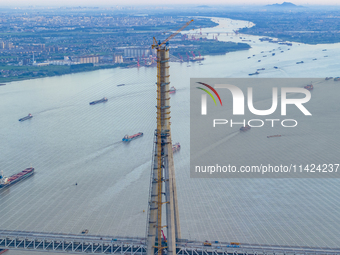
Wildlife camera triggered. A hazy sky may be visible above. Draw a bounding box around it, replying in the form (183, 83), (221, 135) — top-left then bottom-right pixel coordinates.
(0, 0), (339, 6)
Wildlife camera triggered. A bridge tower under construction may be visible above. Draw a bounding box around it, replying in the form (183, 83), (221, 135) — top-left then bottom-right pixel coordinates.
(146, 20), (193, 255)
(146, 42), (181, 255)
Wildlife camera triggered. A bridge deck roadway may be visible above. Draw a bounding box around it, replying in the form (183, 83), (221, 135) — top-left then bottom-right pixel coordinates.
(0, 230), (339, 255)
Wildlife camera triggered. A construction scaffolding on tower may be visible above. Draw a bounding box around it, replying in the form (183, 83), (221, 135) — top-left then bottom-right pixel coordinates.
(146, 19), (193, 255)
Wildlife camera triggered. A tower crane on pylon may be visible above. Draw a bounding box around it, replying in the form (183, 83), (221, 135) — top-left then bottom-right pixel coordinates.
(147, 19), (193, 255)
(152, 19), (194, 51)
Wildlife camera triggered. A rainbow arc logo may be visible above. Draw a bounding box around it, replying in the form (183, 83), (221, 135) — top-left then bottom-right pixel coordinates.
(196, 82), (223, 106)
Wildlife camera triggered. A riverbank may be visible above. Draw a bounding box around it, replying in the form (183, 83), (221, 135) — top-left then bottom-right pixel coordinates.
(0, 63), (129, 83)
(225, 11), (340, 45)
(1, 39), (251, 84)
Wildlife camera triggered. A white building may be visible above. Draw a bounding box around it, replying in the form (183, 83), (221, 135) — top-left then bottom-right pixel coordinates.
(114, 55), (123, 63)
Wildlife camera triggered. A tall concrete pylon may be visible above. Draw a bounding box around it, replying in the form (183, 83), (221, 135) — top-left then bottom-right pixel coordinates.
(146, 43), (181, 255)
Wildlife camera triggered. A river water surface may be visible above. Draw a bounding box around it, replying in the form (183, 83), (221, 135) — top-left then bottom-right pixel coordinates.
(1, 17), (340, 255)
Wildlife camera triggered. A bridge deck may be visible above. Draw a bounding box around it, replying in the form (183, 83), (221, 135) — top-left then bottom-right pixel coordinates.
(1, 230), (339, 255)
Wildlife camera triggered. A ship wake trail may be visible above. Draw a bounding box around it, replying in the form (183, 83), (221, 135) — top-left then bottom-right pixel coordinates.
(101, 141), (122, 150)
(64, 141), (123, 170)
(36, 105), (75, 115)
(84, 141), (123, 162)
(192, 131), (239, 162)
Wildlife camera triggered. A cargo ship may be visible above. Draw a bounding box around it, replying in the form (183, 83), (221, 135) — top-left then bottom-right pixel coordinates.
(304, 83), (313, 91)
(89, 97), (108, 105)
(172, 143), (181, 153)
(249, 71), (259, 76)
(334, 77), (340, 81)
(296, 61), (304, 64)
(267, 135), (281, 138)
(122, 132), (143, 142)
(169, 86), (176, 94)
(190, 57), (205, 62)
(117, 84), (125, 87)
(0, 168), (34, 188)
(0, 83), (6, 86)
(325, 77), (333, 80)
(19, 113), (33, 122)
(240, 125), (251, 131)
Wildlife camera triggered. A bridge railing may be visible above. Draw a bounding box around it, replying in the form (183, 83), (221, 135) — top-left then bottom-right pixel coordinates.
(1, 230), (340, 255)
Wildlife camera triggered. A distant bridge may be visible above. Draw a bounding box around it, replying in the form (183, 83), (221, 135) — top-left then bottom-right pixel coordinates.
(1, 230), (340, 255)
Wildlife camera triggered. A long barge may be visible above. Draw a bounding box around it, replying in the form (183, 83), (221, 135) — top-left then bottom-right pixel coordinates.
(0, 168), (35, 188)
(89, 97), (108, 105)
(240, 125), (251, 131)
(122, 132), (143, 142)
(267, 135), (281, 138)
(304, 83), (313, 91)
(19, 113), (33, 122)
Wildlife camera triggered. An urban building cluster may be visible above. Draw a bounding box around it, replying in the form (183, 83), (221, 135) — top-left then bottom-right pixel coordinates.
(0, 8), (219, 81)
(0, 9), (196, 67)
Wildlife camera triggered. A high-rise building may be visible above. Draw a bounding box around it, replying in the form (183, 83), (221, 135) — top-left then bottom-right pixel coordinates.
(114, 55), (123, 63)
(123, 47), (151, 58)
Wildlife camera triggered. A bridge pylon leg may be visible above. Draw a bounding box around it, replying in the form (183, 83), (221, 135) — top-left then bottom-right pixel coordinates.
(146, 45), (181, 255)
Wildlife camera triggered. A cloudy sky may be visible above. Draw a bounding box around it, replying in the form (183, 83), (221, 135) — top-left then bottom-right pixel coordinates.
(0, 0), (339, 6)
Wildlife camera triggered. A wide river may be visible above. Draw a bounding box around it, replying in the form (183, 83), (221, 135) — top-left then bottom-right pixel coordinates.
(1, 17), (340, 255)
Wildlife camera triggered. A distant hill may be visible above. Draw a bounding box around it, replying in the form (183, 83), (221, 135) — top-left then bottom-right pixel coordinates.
(266, 2), (302, 8)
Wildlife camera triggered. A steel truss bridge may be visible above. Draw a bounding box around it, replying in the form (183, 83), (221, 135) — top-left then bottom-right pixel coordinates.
(0, 230), (339, 255)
